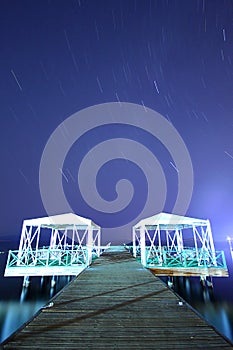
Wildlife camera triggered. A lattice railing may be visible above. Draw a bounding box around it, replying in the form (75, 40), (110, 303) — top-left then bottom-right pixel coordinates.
(145, 247), (227, 269)
(6, 246), (88, 269)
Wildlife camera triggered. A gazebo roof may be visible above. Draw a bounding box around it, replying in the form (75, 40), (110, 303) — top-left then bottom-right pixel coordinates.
(134, 212), (208, 230)
(23, 213), (100, 230)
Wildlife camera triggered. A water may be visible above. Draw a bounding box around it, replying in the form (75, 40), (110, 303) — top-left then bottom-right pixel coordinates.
(0, 241), (74, 343)
(0, 241), (233, 344)
(161, 241), (233, 344)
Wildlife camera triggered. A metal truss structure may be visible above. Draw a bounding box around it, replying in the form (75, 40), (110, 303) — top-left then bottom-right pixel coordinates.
(4, 213), (102, 277)
(227, 236), (233, 260)
(132, 213), (228, 276)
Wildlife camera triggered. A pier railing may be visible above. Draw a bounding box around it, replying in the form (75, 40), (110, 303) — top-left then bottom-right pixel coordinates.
(4, 246), (90, 277)
(145, 246), (227, 269)
(7, 246), (88, 268)
(4, 243), (111, 277)
(127, 244), (228, 274)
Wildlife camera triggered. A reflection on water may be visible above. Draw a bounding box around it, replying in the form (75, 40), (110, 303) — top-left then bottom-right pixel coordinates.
(159, 241), (233, 344)
(0, 274), (74, 343)
(167, 275), (233, 343)
(0, 300), (44, 342)
(0, 242), (74, 343)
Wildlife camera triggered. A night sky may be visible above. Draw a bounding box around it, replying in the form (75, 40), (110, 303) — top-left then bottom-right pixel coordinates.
(1, 0), (233, 244)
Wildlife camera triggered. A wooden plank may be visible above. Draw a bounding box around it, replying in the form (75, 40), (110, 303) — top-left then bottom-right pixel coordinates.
(1, 246), (233, 349)
(149, 267), (229, 276)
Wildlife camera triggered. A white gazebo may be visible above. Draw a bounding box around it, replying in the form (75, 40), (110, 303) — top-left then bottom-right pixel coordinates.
(5, 213), (102, 277)
(132, 212), (228, 276)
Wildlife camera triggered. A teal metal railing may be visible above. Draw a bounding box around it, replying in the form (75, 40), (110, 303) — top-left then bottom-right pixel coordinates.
(145, 247), (227, 269)
(6, 246), (88, 269)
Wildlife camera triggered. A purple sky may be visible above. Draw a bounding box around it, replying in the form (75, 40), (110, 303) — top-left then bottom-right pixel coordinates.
(0, 0), (233, 244)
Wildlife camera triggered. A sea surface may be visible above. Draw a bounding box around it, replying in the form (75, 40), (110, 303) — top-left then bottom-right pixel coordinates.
(0, 240), (233, 345)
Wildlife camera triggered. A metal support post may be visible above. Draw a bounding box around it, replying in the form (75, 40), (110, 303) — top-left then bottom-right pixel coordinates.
(87, 226), (93, 265)
(132, 227), (136, 257)
(140, 225), (146, 266)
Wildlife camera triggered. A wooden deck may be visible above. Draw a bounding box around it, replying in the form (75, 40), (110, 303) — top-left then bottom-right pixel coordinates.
(1, 246), (233, 349)
(149, 266), (229, 277)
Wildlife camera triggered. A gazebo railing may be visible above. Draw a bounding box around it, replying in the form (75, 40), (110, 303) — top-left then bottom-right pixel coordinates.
(6, 246), (88, 269)
(145, 246), (227, 269)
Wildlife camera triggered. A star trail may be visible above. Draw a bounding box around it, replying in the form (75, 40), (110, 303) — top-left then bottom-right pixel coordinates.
(0, 0), (233, 243)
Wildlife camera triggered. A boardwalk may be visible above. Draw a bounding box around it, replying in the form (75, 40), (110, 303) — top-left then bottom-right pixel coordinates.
(1, 246), (233, 349)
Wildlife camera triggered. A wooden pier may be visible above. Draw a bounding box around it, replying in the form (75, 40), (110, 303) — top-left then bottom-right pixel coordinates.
(1, 246), (233, 349)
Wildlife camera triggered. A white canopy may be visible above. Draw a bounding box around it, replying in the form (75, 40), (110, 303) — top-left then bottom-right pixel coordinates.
(134, 212), (208, 230)
(23, 213), (100, 230)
